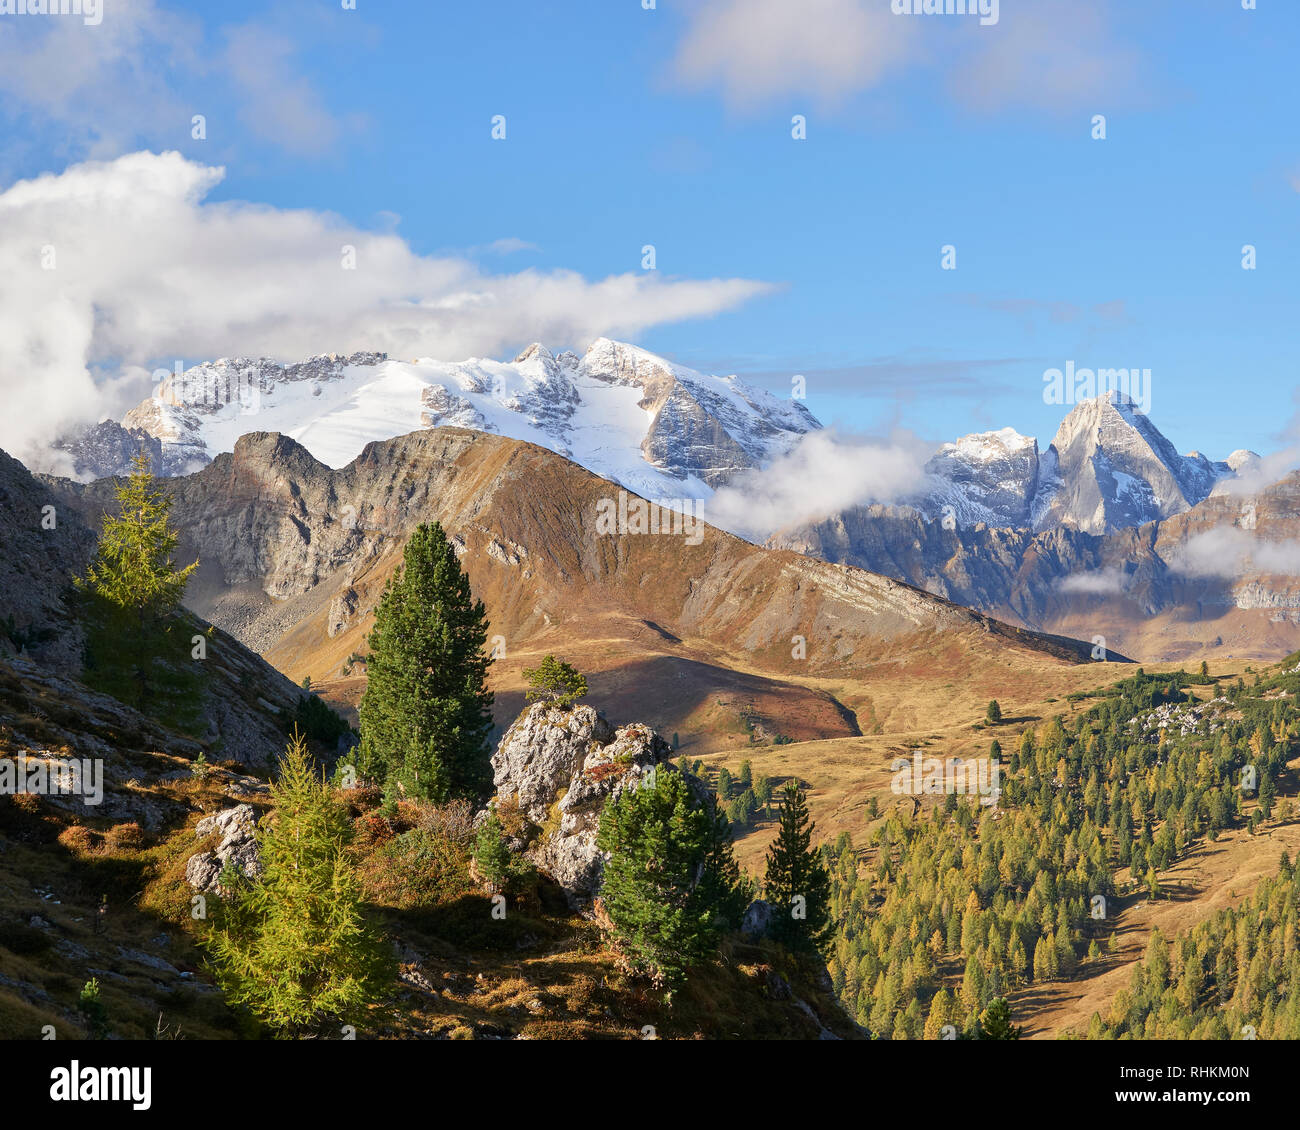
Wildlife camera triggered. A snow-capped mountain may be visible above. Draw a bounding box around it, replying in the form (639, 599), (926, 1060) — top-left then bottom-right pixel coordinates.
(58, 339), (821, 499)
(922, 426), (1043, 529)
(918, 392), (1253, 535)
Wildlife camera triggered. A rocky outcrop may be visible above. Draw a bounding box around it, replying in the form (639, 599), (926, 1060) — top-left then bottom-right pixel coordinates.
(488, 703), (677, 905)
(0, 448), (97, 672)
(185, 803), (262, 893)
(52, 419), (177, 481)
(490, 703), (615, 827)
(741, 898), (774, 942)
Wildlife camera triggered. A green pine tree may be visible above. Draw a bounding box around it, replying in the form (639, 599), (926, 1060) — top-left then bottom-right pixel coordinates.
(76, 450), (199, 716)
(203, 731), (394, 1036)
(357, 522), (494, 801)
(77, 977), (109, 1039)
(596, 767), (743, 997)
(472, 810), (513, 891)
(979, 997), (1023, 1039)
(522, 654), (588, 709)
(764, 781), (832, 952)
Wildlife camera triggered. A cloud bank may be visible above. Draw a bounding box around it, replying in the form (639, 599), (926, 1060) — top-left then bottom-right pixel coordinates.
(0, 151), (774, 468)
(1169, 528), (1300, 581)
(706, 427), (934, 541)
(672, 0), (1144, 114)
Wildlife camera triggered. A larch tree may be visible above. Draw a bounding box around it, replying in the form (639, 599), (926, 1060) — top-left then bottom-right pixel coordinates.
(77, 450), (199, 714)
(204, 731), (394, 1036)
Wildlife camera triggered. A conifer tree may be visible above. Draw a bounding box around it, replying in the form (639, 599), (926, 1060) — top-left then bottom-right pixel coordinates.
(764, 781), (832, 952)
(357, 522), (494, 801)
(77, 450), (198, 712)
(204, 731), (394, 1035)
(472, 810), (513, 892)
(595, 767), (742, 996)
(978, 997), (1023, 1039)
(522, 654), (587, 709)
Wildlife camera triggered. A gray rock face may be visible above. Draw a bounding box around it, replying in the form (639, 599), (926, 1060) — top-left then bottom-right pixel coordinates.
(185, 803), (262, 893)
(580, 337), (820, 488)
(420, 385), (487, 430)
(53, 420), (180, 481)
(772, 467), (1300, 656)
(488, 703), (676, 905)
(1034, 393), (1230, 535)
(921, 428), (1042, 529)
(913, 393), (1240, 538)
(740, 898), (774, 942)
(491, 703), (615, 827)
(0, 448), (96, 672)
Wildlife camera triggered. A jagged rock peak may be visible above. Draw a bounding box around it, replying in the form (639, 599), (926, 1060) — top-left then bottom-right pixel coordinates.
(487, 701), (684, 906)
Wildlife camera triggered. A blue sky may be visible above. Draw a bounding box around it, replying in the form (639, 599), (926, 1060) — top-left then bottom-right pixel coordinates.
(1, 0), (1297, 461)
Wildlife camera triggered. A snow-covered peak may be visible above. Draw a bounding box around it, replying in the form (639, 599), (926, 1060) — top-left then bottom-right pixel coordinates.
(940, 427), (1037, 463)
(922, 428), (1042, 528)
(1030, 393), (1236, 533)
(914, 393), (1241, 535)
(64, 340), (821, 500)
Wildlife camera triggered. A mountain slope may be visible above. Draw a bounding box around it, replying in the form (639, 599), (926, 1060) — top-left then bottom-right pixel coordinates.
(46, 426), (1119, 754)
(773, 469), (1300, 662)
(2, 445), (318, 764)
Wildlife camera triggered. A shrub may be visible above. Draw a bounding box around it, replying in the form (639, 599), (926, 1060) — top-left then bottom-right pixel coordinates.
(78, 978), (109, 1039)
(58, 825), (100, 854)
(104, 822), (145, 853)
(472, 811), (512, 890)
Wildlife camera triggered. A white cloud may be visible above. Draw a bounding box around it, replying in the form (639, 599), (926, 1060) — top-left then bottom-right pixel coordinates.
(0, 151), (774, 468)
(1211, 395), (1300, 498)
(1170, 527), (1300, 580)
(948, 2), (1142, 113)
(1056, 566), (1129, 595)
(220, 24), (351, 157)
(671, 0), (1143, 113)
(673, 0), (919, 109)
(706, 427), (933, 540)
(0, 0), (352, 164)
(470, 237), (542, 256)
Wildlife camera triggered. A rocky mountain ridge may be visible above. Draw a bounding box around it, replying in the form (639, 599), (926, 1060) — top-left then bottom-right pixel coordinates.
(773, 468), (1300, 661)
(58, 340), (820, 500)
(916, 392), (1253, 535)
